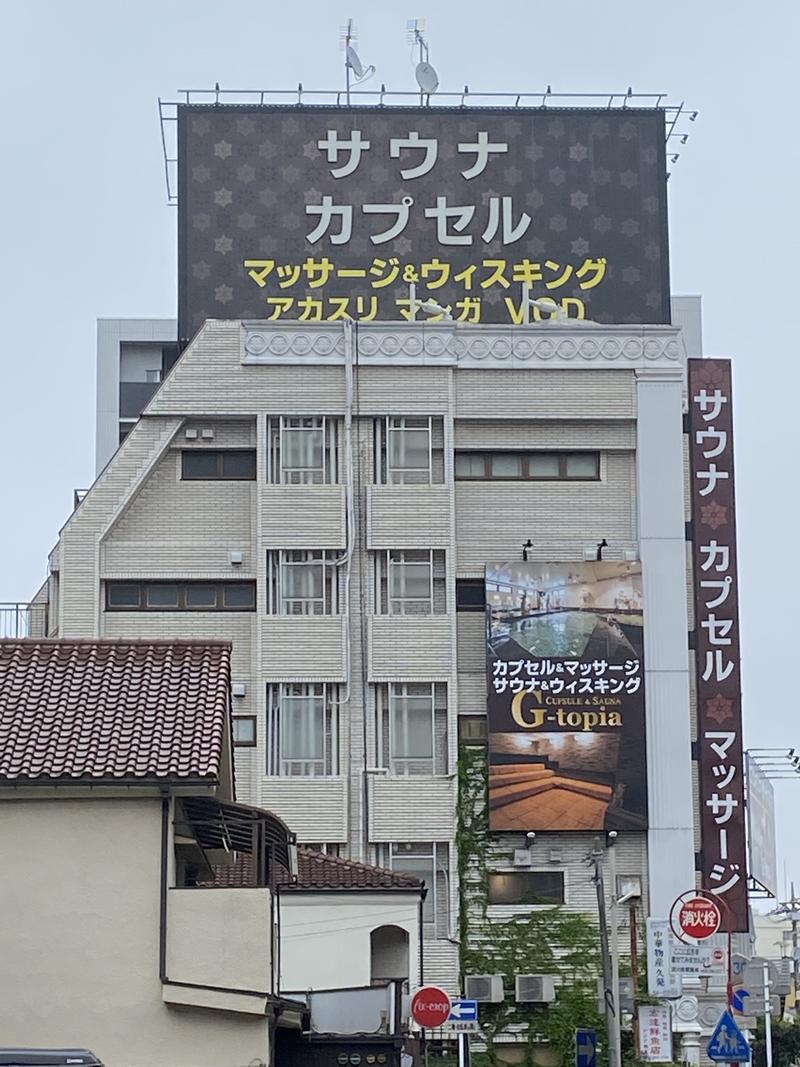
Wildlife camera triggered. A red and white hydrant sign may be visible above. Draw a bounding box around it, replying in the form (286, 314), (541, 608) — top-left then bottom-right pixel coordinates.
(411, 986), (452, 1028)
(670, 892), (722, 943)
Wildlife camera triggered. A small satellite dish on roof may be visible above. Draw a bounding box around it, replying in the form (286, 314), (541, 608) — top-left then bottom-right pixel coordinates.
(415, 60), (439, 94)
(341, 19), (376, 103)
(408, 17), (439, 101)
(346, 44), (365, 79)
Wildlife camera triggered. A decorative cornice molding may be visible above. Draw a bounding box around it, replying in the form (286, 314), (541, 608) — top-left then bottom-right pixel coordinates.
(241, 321), (686, 370)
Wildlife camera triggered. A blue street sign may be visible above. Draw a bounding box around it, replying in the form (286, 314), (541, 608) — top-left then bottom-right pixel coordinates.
(731, 989), (750, 1014)
(576, 1028), (597, 1067)
(449, 1000), (478, 1022)
(707, 1010), (750, 1063)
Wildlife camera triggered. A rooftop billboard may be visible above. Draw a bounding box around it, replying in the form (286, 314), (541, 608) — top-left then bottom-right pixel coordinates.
(178, 106), (670, 342)
(486, 560), (647, 833)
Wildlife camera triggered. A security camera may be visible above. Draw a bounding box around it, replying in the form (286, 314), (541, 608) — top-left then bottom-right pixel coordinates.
(607, 830), (618, 842)
(526, 832), (536, 843)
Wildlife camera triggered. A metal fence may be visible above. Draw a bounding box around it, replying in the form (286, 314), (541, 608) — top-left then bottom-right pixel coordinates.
(0, 603), (47, 639)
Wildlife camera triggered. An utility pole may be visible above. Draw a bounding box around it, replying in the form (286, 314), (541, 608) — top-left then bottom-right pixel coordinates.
(772, 881), (800, 1018)
(592, 836), (621, 1067)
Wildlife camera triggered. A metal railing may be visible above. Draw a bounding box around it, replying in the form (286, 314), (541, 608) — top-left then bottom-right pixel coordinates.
(158, 87), (697, 205)
(0, 602), (48, 639)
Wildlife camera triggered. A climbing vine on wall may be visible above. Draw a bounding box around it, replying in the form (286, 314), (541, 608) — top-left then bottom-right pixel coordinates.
(456, 746), (606, 1067)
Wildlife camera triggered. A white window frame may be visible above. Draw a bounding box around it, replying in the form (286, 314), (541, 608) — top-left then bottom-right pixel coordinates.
(266, 416), (339, 485)
(388, 842), (450, 933)
(266, 682), (339, 777)
(375, 416), (443, 485)
(375, 683), (447, 776)
(267, 550), (339, 615)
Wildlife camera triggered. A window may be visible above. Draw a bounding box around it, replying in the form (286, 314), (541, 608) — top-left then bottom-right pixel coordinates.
(266, 683), (340, 776)
(374, 550), (446, 615)
(374, 417), (445, 485)
(145, 368), (162, 383)
(266, 550), (340, 615)
(387, 842), (450, 932)
(454, 451), (600, 481)
(458, 715), (488, 747)
(488, 871), (565, 906)
(181, 449), (256, 480)
(302, 843), (341, 856)
(266, 416), (340, 484)
(233, 716), (257, 747)
(105, 581), (256, 611)
(375, 683), (448, 775)
(456, 579), (485, 612)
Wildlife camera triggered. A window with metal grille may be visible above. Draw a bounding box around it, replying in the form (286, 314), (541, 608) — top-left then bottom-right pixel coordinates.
(265, 683), (339, 777)
(374, 683), (448, 776)
(266, 550), (340, 615)
(386, 842), (450, 933)
(266, 416), (340, 484)
(374, 550), (446, 615)
(374, 416), (445, 485)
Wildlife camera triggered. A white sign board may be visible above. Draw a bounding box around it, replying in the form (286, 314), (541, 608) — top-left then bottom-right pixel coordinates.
(647, 919), (681, 997)
(639, 1005), (673, 1062)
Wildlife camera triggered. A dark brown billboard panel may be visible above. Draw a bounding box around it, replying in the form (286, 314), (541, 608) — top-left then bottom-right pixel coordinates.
(688, 358), (748, 932)
(486, 561), (647, 832)
(178, 106), (670, 341)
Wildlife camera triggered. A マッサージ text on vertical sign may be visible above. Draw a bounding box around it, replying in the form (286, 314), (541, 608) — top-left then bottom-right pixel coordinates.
(688, 358), (747, 932)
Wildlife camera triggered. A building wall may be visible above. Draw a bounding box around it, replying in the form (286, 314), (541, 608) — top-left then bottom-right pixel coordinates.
(278, 891), (421, 993)
(0, 796), (269, 1067)
(96, 319), (177, 475)
(51, 318), (695, 995)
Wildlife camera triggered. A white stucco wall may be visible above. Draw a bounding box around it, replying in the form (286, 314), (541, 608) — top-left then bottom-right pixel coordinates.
(0, 796), (269, 1067)
(279, 891), (421, 993)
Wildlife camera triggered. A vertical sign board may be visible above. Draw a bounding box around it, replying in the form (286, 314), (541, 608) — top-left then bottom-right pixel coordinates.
(745, 752), (778, 897)
(178, 106), (671, 342)
(638, 1005), (672, 1062)
(485, 561), (647, 831)
(688, 359), (748, 931)
(646, 919), (681, 997)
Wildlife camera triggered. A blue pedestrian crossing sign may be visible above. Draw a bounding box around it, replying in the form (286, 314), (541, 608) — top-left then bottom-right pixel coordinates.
(576, 1028), (597, 1067)
(707, 1010), (750, 1062)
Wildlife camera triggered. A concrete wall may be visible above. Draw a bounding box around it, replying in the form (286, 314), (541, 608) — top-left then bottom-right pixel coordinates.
(279, 891), (421, 993)
(0, 796), (269, 1067)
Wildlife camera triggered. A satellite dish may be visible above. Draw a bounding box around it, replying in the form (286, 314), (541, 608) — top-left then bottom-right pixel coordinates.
(346, 44), (365, 79)
(415, 60), (439, 94)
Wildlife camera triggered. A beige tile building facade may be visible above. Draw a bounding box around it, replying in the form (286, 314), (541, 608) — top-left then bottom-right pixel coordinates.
(35, 315), (699, 990)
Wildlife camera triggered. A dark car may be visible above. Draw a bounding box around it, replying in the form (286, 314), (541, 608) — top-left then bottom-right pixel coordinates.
(0, 1053), (102, 1067)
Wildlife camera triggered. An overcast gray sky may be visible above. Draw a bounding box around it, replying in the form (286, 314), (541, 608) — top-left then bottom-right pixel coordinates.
(2, 0), (798, 900)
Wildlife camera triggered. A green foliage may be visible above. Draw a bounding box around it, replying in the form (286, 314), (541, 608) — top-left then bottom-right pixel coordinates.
(456, 747), (607, 1066)
(752, 1017), (800, 1067)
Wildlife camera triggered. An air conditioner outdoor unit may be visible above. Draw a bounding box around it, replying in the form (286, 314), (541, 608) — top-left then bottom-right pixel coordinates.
(465, 975), (504, 1003)
(515, 975), (556, 1004)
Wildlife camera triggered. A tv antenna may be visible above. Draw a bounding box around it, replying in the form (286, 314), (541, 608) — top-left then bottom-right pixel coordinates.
(407, 18), (439, 102)
(340, 19), (376, 104)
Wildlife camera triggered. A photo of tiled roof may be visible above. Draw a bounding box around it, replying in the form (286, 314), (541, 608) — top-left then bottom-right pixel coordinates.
(0, 640), (231, 782)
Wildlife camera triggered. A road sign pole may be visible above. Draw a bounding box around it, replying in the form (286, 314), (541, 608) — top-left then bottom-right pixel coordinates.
(763, 960), (773, 1067)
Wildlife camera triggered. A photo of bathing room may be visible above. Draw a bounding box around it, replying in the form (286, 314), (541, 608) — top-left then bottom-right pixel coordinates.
(485, 560), (647, 833)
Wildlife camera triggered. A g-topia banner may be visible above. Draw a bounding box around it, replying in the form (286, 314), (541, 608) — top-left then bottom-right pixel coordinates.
(177, 106), (670, 341)
(485, 560), (647, 832)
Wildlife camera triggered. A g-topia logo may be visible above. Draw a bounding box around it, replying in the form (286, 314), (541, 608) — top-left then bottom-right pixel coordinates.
(510, 690), (623, 731)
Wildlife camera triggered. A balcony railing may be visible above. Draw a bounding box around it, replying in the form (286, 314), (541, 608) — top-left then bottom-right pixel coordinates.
(1, 602), (47, 639)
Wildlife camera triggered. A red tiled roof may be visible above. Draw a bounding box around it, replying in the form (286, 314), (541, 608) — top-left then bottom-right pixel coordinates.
(0, 640), (231, 782)
(210, 848), (423, 891)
